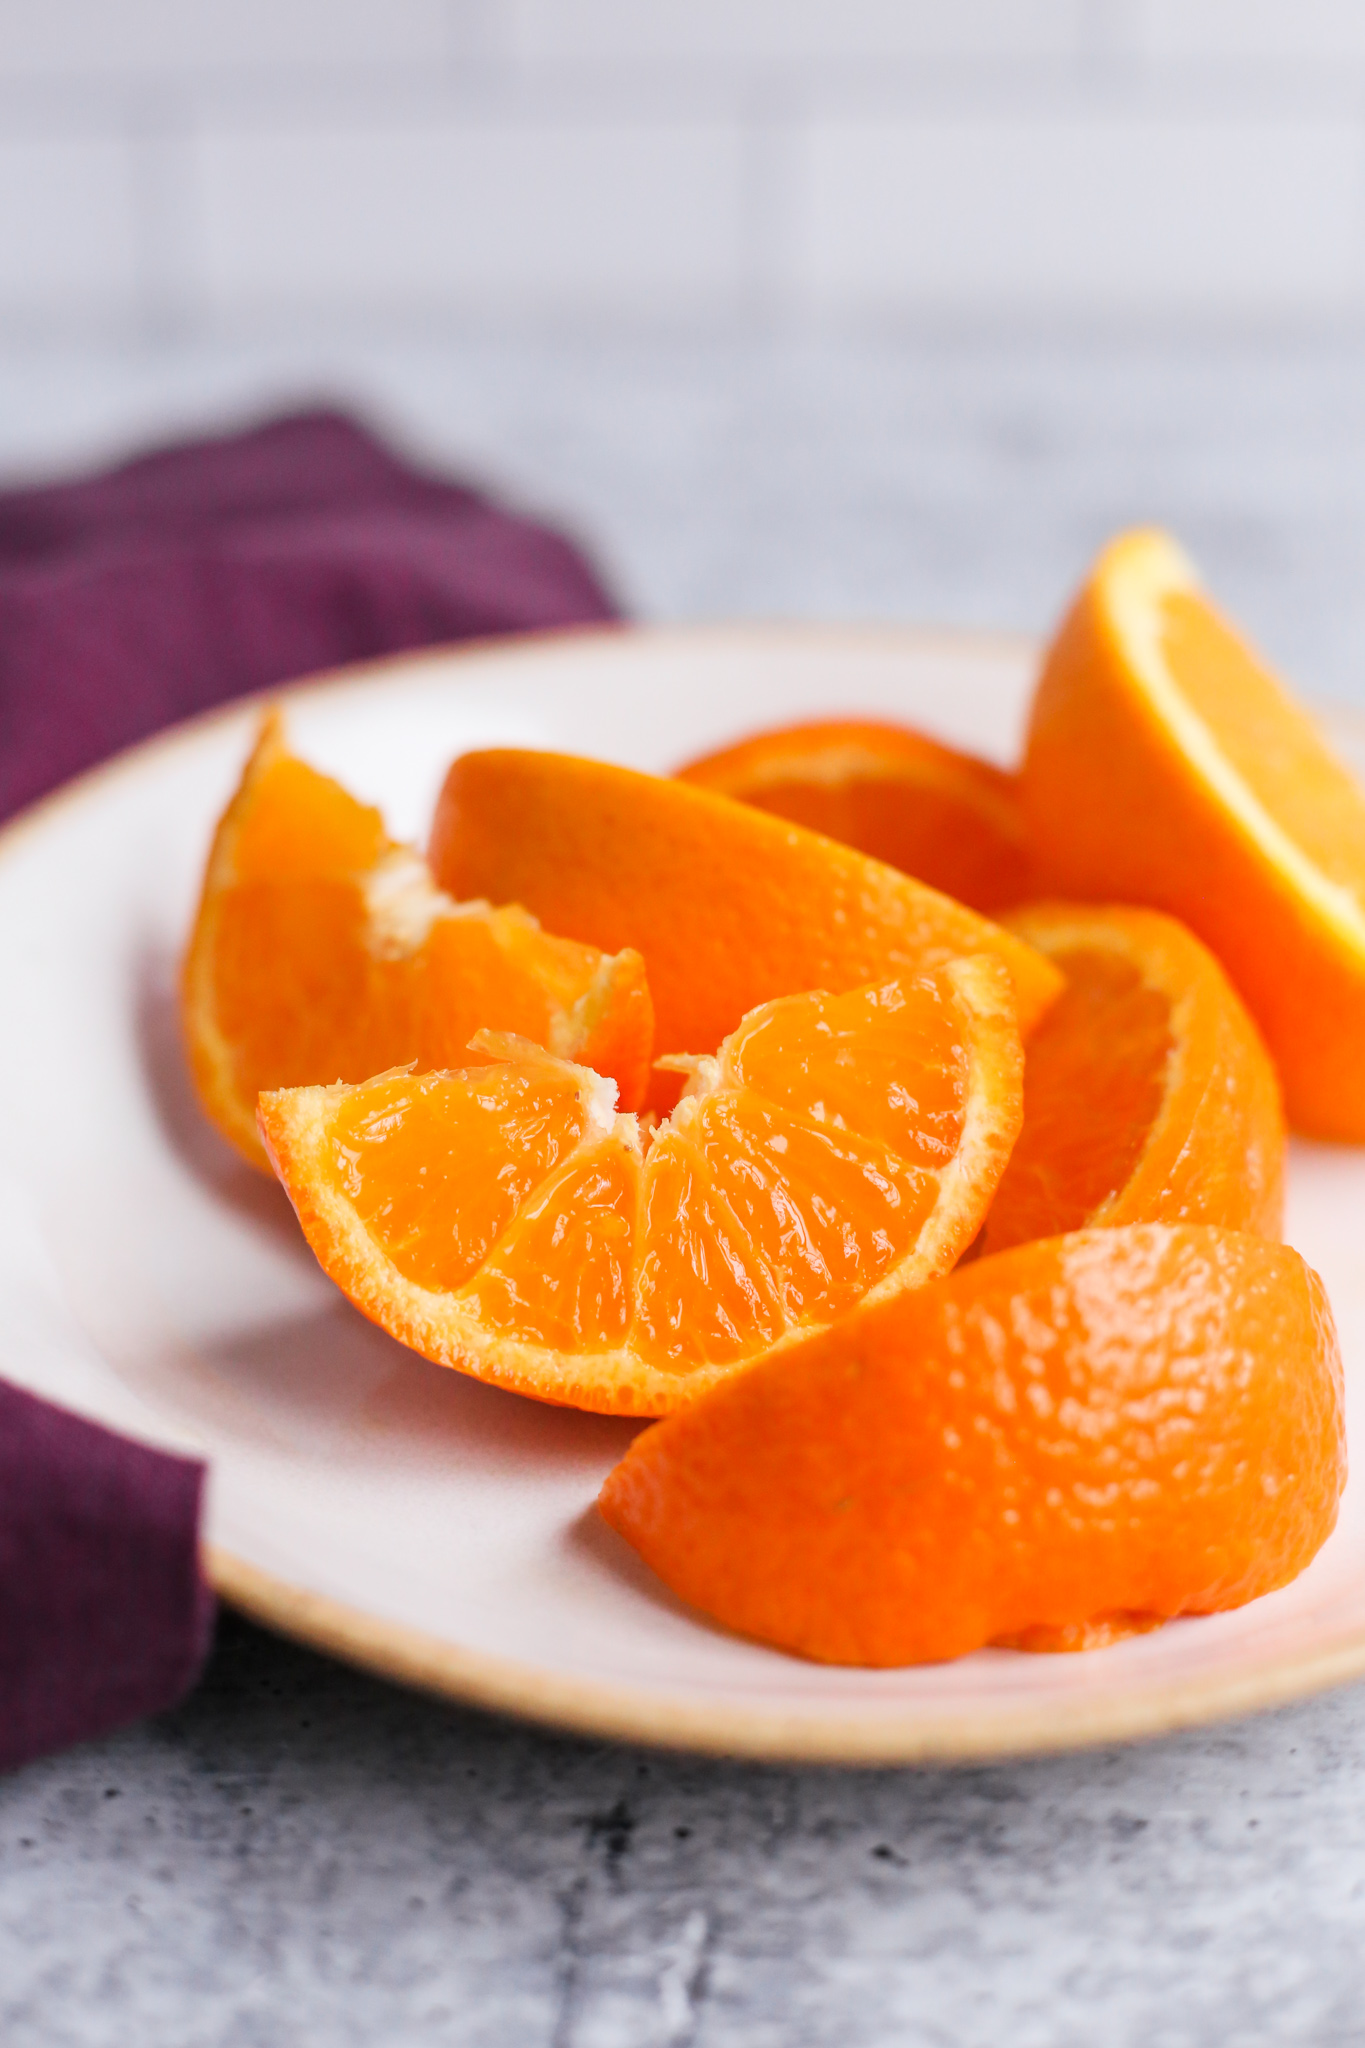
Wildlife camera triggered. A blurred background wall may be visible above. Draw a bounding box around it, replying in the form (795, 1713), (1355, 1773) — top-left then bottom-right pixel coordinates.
(2, 0), (1364, 692)
(2, 0), (1363, 336)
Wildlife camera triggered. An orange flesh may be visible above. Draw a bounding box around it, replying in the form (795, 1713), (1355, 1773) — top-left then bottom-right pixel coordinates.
(979, 903), (1285, 1256)
(183, 723), (655, 1169)
(469, 1141), (641, 1351)
(230, 752), (387, 880)
(1161, 592), (1365, 894)
(330, 981), (962, 1367)
(329, 1067), (590, 1294)
(984, 946), (1172, 1245)
(217, 755), (632, 1098)
(259, 960), (1024, 1414)
(726, 977), (965, 1169)
(684, 1094), (937, 1329)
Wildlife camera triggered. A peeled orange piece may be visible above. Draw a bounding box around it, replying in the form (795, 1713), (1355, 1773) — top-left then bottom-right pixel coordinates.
(429, 748), (1061, 1112)
(182, 715), (653, 1171)
(979, 903), (1284, 1256)
(676, 716), (1030, 911)
(258, 958), (1023, 1415)
(599, 1224), (1346, 1666)
(1024, 529), (1365, 1138)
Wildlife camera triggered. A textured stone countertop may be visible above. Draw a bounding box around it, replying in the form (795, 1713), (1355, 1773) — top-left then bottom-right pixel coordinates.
(4, 331), (1365, 2047)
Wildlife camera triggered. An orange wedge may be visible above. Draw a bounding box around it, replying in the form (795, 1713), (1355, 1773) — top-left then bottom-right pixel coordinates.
(258, 958), (1024, 1415)
(978, 903), (1284, 1256)
(599, 1224), (1346, 1666)
(676, 716), (1030, 910)
(429, 749), (1061, 1113)
(182, 715), (653, 1170)
(1024, 528), (1365, 1138)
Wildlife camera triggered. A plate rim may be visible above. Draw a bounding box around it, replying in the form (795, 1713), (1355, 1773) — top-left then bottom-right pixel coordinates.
(10, 618), (1365, 1765)
(205, 1543), (1365, 1764)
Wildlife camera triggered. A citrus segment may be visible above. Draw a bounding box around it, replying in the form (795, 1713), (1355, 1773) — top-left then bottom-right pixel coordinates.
(979, 904), (1284, 1255)
(182, 714), (653, 1170)
(676, 716), (1030, 910)
(598, 1224), (1346, 1666)
(328, 1062), (596, 1294)
(1023, 529), (1365, 1138)
(258, 959), (1023, 1415)
(468, 1141), (641, 1352)
(428, 748), (1061, 1112)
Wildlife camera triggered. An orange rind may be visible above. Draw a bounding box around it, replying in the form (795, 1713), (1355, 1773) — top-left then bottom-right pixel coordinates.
(599, 1223), (1346, 1665)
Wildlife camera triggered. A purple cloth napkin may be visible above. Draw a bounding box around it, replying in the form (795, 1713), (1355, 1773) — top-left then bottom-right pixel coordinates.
(0, 405), (618, 822)
(0, 408), (621, 1768)
(0, 1381), (214, 1773)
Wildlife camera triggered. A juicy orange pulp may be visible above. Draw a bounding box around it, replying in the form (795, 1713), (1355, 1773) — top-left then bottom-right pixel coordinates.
(979, 904), (1284, 1255)
(598, 1223), (1346, 1666)
(183, 715), (653, 1170)
(675, 716), (1031, 911)
(259, 958), (1024, 1415)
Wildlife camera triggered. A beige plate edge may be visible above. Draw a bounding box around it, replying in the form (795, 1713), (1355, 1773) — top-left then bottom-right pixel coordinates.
(204, 1544), (1365, 1764)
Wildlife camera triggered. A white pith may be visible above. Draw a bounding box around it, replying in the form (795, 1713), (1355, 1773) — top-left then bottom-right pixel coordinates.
(362, 848), (457, 958)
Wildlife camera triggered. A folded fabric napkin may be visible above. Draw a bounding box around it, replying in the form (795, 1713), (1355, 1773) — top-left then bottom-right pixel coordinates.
(0, 408), (621, 1769)
(0, 406), (617, 823)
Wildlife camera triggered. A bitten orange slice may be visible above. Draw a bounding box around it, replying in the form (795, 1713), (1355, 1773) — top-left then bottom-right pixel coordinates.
(978, 903), (1284, 1256)
(429, 748), (1061, 1112)
(182, 714), (653, 1171)
(599, 1224), (1346, 1666)
(676, 716), (1030, 910)
(1024, 528), (1365, 1138)
(258, 957), (1023, 1415)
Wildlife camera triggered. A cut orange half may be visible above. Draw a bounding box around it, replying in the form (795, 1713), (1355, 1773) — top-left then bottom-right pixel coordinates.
(429, 748), (1061, 1113)
(1024, 528), (1365, 1138)
(676, 716), (1030, 910)
(978, 903), (1284, 1257)
(258, 958), (1023, 1416)
(182, 714), (653, 1171)
(599, 1224), (1345, 1667)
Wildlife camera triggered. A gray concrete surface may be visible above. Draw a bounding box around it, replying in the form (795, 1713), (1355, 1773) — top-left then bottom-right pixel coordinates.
(5, 1613), (1365, 2047)
(5, 329), (1365, 2044)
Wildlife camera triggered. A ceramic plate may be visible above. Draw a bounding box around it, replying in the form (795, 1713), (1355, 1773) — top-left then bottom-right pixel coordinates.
(4, 624), (1365, 1764)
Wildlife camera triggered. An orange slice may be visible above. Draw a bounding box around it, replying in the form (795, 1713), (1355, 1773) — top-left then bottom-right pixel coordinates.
(676, 716), (1030, 910)
(182, 714), (653, 1171)
(429, 748), (1062, 1112)
(1024, 528), (1365, 1138)
(978, 903), (1284, 1256)
(258, 957), (1023, 1415)
(599, 1223), (1346, 1666)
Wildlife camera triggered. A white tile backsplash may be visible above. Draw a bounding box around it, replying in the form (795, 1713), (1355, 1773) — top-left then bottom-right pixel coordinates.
(193, 118), (748, 317)
(0, 0), (451, 77)
(797, 116), (1363, 316)
(0, 133), (139, 317)
(6, 0), (1365, 333)
(1136, 0), (1365, 65)
(500, 0), (1085, 66)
